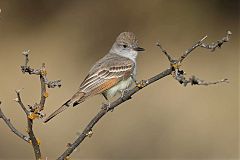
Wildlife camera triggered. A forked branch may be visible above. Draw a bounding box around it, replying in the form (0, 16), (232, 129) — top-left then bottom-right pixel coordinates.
(0, 31), (231, 160)
(57, 31), (231, 159)
(0, 51), (61, 159)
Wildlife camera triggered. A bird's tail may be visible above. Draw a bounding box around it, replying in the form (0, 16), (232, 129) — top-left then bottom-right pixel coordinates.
(43, 92), (85, 123)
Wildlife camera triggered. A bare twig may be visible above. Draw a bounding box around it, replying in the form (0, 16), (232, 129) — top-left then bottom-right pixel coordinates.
(187, 76), (229, 86)
(21, 50), (41, 75)
(27, 118), (41, 159)
(20, 51), (61, 159)
(0, 31), (231, 160)
(21, 51), (61, 112)
(20, 51), (62, 159)
(178, 31), (231, 63)
(200, 31), (232, 51)
(13, 89), (42, 159)
(15, 89), (29, 115)
(172, 72), (229, 87)
(179, 35), (208, 63)
(57, 68), (172, 160)
(0, 102), (30, 143)
(21, 51), (61, 88)
(1, 51), (61, 159)
(2, 88), (42, 159)
(157, 31), (231, 87)
(39, 63), (47, 111)
(58, 31), (231, 159)
(156, 42), (172, 61)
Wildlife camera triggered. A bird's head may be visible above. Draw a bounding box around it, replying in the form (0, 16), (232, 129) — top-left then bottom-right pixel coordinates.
(111, 32), (144, 60)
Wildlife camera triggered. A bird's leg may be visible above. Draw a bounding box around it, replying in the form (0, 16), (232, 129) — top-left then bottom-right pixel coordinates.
(131, 73), (138, 85)
(101, 93), (113, 112)
(120, 89), (130, 98)
(102, 93), (108, 102)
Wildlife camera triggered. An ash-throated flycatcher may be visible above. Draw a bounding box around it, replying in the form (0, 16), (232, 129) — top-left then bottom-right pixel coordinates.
(44, 32), (144, 123)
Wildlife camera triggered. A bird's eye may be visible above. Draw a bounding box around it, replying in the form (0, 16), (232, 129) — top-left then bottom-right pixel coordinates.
(123, 45), (127, 48)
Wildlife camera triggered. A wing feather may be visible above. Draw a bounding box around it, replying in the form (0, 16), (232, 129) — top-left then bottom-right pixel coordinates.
(79, 54), (134, 95)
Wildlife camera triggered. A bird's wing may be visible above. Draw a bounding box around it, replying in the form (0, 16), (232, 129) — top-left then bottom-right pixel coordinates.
(79, 54), (135, 95)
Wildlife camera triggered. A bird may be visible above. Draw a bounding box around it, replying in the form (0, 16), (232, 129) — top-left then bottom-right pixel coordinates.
(43, 32), (144, 123)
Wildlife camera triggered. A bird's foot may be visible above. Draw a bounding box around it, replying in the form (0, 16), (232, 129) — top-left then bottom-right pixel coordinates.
(120, 89), (130, 98)
(101, 101), (114, 112)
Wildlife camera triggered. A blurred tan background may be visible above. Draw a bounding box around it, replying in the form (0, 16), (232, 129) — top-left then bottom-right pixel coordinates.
(0, 0), (238, 159)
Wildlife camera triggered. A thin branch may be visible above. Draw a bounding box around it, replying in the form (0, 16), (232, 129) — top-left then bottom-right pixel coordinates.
(21, 51), (61, 111)
(0, 102), (30, 143)
(157, 31), (231, 87)
(13, 89), (42, 159)
(58, 31), (231, 159)
(0, 51), (62, 159)
(188, 76), (229, 86)
(27, 118), (41, 159)
(21, 50), (62, 88)
(39, 63), (61, 111)
(21, 50), (41, 75)
(179, 35), (208, 63)
(20, 51), (61, 159)
(0, 88), (42, 160)
(178, 31), (231, 63)
(15, 89), (29, 115)
(172, 71), (229, 87)
(19, 51), (62, 159)
(39, 63), (47, 111)
(57, 68), (172, 160)
(156, 42), (173, 62)
(200, 31), (232, 51)
(0, 31), (231, 160)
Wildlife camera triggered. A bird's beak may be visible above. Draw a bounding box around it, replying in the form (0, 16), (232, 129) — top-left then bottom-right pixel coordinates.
(134, 47), (145, 52)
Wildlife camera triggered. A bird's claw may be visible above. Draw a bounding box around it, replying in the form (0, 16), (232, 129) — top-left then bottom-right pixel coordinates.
(101, 101), (113, 112)
(120, 89), (130, 98)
